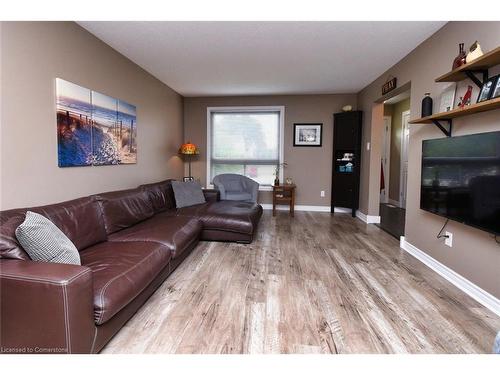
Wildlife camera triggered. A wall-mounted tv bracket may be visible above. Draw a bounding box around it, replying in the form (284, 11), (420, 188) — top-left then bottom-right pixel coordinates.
(464, 69), (488, 89)
(431, 119), (452, 137)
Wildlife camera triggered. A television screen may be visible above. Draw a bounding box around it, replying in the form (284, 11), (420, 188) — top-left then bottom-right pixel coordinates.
(420, 131), (500, 235)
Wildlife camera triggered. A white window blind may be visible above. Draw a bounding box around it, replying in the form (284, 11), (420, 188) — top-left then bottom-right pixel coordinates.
(209, 110), (282, 186)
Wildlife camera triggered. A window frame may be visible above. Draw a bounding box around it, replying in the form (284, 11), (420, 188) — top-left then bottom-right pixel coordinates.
(206, 106), (285, 191)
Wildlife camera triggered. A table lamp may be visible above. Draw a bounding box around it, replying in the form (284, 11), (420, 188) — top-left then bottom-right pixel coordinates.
(178, 141), (199, 181)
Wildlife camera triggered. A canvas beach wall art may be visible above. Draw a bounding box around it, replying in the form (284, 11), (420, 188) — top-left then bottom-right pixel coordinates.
(56, 78), (137, 167)
(56, 79), (92, 166)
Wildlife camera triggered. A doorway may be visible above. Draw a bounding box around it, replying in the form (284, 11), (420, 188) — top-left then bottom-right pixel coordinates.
(400, 109), (410, 208)
(380, 115), (392, 204)
(378, 90), (410, 238)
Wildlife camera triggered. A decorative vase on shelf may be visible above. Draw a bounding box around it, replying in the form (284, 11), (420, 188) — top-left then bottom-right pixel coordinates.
(452, 43), (466, 69)
(274, 177), (280, 186)
(421, 93), (433, 117)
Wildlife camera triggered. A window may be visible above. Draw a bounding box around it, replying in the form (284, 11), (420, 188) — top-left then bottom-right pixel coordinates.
(207, 107), (284, 187)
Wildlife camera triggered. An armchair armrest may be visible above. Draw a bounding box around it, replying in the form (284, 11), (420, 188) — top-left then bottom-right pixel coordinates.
(250, 180), (259, 203)
(0, 259), (95, 353)
(212, 182), (226, 200)
(242, 178), (259, 203)
(203, 189), (220, 202)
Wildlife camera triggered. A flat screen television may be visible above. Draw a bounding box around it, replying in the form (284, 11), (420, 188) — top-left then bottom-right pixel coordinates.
(420, 131), (500, 235)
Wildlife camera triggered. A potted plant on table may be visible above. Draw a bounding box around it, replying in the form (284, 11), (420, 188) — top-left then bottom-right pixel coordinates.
(274, 162), (288, 186)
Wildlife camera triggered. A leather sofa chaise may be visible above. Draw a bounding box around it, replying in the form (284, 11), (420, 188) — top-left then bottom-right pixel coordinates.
(0, 179), (262, 353)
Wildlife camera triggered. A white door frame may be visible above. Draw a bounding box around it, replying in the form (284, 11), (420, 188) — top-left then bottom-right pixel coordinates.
(380, 116), (392, 204)
(400, 110), (411, 209)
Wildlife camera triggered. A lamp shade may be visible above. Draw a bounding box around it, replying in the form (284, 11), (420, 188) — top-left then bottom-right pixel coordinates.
(178, 141), (199, 155)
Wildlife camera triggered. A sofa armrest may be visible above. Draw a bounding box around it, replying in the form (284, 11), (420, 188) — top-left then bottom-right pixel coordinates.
(203, 189), (220, 202)
(0, 259), (95, 353)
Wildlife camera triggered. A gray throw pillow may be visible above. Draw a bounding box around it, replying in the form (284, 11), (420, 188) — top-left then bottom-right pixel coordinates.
(15, 211), (81, 265)
(171, 181), (206, 208)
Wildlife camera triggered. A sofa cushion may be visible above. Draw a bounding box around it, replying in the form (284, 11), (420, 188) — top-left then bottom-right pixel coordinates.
(0, 197), (107, 260)
(177, 200), (263, 235)
(93, 188), (154, 234)
(108, 214), (202, 259)
(225, 192), (253, 201)
(15, 211), (81, 265)
(80, 241), (171, 325)
(139, 179), (175, 213)
(171, 181), (206, 208)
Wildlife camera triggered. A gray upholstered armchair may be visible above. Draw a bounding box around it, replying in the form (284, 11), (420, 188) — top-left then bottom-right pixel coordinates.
(212, 174), (259, 203)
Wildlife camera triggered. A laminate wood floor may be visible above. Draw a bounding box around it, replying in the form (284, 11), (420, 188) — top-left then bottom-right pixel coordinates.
(101, 211), (499, 354)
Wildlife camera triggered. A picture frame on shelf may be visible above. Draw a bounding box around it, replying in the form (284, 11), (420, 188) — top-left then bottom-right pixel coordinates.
(490, 75), (500, 99)
(477, 75), (498, 103)
(438, 83), (456, 113)
(293, 123), (322, 147)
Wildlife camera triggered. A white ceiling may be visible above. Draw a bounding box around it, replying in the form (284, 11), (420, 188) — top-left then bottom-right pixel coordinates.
(78, 21), (446, 97)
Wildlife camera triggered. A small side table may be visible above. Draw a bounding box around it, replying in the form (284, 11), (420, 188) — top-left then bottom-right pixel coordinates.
(272, 184), (296, 217)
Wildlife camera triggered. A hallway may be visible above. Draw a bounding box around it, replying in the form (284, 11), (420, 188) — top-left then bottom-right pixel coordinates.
(378, 203), (406, 239)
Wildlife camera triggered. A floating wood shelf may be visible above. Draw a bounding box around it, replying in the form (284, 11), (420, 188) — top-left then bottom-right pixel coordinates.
(409, 97), (500, 124)
(410, 45), (500, 137)
(435, 46), (500, 86)
(409, 97), (500, 137)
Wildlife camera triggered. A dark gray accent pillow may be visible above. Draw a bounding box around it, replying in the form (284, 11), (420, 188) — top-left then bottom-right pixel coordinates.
(15, 211), (81, 265)
(171, 181), (206, 208)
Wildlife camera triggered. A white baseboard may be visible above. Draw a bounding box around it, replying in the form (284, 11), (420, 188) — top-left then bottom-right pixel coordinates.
(331, 207), (352, 214)
(261, 204), (350, 213)
(355, 210), (381, 224)
(400, 236), (500, 317)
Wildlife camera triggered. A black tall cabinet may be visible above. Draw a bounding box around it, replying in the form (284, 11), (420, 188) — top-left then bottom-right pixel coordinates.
(331, 111), (363, 217)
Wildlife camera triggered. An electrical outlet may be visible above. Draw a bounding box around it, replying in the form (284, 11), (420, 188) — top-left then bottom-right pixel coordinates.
(366, 142), (371, 151)
(320, 190), (325, 197)
(445, 231), (453, 247)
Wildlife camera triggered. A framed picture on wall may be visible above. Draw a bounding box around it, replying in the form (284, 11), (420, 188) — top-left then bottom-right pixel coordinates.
(56, 78), (137, 167)
(293, 123), (322, 147)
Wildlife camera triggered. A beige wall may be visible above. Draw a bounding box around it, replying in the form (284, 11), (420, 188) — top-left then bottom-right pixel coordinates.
(184, 94), (357, 206)
(0, 22), (184, 210)
(357, 21), (500, 297)
(385, 97), (410, 202)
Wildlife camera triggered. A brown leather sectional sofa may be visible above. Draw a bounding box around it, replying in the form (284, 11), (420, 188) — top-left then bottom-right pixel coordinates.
(0, 179), (262, 353)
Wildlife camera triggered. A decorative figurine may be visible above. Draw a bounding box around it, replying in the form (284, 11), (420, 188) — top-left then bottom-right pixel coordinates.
(458, 85), (473, 108)
(342, 105), (353, 112)
(452, 43), (466, 69)
(466, 41), (484, 63)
